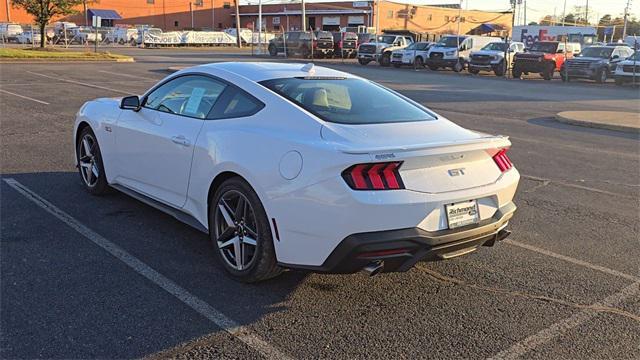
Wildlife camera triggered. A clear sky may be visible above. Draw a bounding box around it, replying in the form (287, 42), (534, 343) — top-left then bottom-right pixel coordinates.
(244, 0), (639, 26)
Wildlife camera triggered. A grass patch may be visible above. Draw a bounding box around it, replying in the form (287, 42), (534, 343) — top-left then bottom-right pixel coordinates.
(0, 48), (132, 61)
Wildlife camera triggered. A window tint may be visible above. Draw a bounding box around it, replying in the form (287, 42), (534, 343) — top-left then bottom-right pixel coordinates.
(212, 87), (264, 119)
(261, 77), (435, 125)
(145, 75), (226, 119)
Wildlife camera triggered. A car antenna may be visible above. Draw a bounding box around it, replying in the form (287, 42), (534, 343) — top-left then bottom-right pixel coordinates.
(301, 63), (315, 75)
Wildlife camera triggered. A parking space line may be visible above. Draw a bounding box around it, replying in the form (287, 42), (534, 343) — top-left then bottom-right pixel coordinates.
(505, 239), (640, 282)
(2, 178), (292, 360)
(489, 281), (640, 360)
(0, 89), (50, 105)
(98, 70), (158, 81)
(26, 71), (133, 95)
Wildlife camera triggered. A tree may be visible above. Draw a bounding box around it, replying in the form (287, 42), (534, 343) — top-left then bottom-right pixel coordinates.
(12, 0), (84, 48)
(528, 21), (538, 26)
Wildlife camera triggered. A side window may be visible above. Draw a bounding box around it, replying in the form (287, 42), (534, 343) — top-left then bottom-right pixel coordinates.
(145, 75), (226, 119)
(209, 87), (264, 119)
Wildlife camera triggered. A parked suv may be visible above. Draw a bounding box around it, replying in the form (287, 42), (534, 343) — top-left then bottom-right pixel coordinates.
(426, 35), (502, 72)
(0, 23), (23, 42)
(391, 42), (434, 68)
(512, 41), (575, 80)
(613, 50), (640, 85)
(269, 31), (333, 58)
(560, 45), (634, 83)
(332, 31), (358, 58)
(468, 41), (525, 76)
(357, 34), (413, 66)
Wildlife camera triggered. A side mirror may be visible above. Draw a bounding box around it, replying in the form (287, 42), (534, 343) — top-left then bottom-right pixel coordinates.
(611, 54), (620, 60)
(556, 49), (564, 54)
(120, 95), (140, 111)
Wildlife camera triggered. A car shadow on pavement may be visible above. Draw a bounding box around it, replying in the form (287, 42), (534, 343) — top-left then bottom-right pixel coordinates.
(1, 171), (310, 359)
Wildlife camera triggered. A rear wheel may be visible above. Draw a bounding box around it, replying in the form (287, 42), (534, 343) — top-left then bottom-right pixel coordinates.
(76, 127), (110, 195)
(512, 66), (523, 79)
(427, 64), (439, 71)
(210, 177), (282, 283)
(468, 67), (480, 75)
(414, 56), (424, 68)
(268, 44), (277, 56)
(542, 63), (554, 80)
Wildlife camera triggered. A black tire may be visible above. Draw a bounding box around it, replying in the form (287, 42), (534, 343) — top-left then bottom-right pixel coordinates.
(393, 63), (401, 68)
(118, 39), (125, 45)
(468, 67), (480, 75)
(542, 63), (554, 80)
(595, 68), (608, 83)
(380, 52), (391, 67)
(76, 127), (110, 195)
(209, 177), (282, 283)
(414, 56), (424, 68)
(358, 58), (371, 65)
(493, 60), (506, 76)
(512, 66), (523, 79)
(268, 44), (277, 56)
(427, 64), (439, 71)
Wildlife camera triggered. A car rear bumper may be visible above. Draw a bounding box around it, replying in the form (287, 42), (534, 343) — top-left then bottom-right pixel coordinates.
(280, 202), (516, 274)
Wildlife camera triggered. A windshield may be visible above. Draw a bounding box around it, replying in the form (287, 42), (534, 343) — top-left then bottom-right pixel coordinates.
(628, 51), (640, 61)
(577, 47), (613, 58)
(404, 42), (417, 50)
(482, 42), (507, 51)
(437, 36), (465, 47)
(260, 78), (435, 125)
(528, 42), (558, 53)
(377, 35), (396, 44)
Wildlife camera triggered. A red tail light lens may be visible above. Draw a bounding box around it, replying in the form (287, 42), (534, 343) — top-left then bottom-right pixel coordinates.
(342, 162), (404, 190)
(492, 148), (513, 172)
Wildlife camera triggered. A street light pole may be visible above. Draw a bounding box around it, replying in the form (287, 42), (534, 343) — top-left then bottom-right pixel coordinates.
(301, 0), (306, 31)
(235, 0), (242, 47)
(375, 0), (380, 35)
(622, 0), (631, 39)
(212, 0), (215, 29)
(258, 0), (262, 53)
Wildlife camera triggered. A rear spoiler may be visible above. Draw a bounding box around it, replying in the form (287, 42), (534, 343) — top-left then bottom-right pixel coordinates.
(337, 136), (511, 155)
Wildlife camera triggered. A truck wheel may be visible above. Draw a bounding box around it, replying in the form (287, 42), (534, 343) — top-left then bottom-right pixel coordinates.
(542, 63), (554, 80)
(596, 68), (608, 83)
(358, 58), (371, 65)
(118, 39), (125, 45)
(380, 52), (391, 67)
(268, 44), (277, 56)
(427, 65), (439, 71)
(512, 66), (523, 79)
(494, 60), (506, 76)
(468, 67), (480, 75)
(414, 56), (424, 68)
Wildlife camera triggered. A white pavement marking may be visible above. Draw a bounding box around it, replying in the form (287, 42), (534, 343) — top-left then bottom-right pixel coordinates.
(2, 178), (292, 360)
(489, 281), (640, 360)
(26, 71), (133, 95)
(0, 89), (50, 105)
(98, 70), (157, 81)
(505, 239), (640, 283)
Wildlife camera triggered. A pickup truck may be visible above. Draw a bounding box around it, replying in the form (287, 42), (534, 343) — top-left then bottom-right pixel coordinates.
(468, 41), (525, 76)
(391, 42), (434, 68)
(357, 34), (413, 66)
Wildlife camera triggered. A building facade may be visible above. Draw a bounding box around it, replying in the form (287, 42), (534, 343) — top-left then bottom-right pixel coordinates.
(2, 0), (512, 36)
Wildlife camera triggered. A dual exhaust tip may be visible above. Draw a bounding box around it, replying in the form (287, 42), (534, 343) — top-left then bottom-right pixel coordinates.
(361, 228), (512, 277)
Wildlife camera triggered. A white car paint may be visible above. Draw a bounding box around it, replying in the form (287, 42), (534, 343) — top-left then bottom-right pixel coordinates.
(74, 62), (519, 270)
(613, 53), (640, 84)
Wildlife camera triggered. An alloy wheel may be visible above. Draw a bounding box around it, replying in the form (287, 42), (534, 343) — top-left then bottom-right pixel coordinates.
(78, 134), (100, 188)
(214, 190), (259, 271)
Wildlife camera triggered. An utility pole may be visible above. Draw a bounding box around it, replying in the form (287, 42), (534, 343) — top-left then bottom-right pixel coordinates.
(585, 0), (589, 24)
(235, 0), (242, 47)
(622, 0), (631, 39)
(524, 0), (527, 25)
(190, 2), (194, 29)
(375, 0), (380, 35)
(83, 0), (88, 26)
(455, 0), (462, 70)
(258, 0), (262, 53)
(561, 0), (567, 26)
(301, 0), (306, 31)
(212, 0), (215, 30)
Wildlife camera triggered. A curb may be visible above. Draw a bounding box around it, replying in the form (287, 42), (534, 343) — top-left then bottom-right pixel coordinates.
(555, 112), (640, 134)
(0, 57), (135, 63)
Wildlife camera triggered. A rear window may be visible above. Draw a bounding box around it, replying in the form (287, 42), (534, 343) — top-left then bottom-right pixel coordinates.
(260, 77), (435, 125)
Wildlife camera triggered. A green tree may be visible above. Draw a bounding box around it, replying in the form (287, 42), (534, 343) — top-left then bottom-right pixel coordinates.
(12, 0), (84, 47)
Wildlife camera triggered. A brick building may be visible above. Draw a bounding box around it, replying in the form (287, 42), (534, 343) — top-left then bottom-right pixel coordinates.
(2, 0), (512, 36)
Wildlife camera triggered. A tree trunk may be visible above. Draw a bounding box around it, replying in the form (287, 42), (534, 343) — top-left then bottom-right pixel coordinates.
(40, 23), (46, 48)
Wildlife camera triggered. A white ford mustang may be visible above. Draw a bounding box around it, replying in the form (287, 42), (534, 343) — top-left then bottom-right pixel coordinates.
(74, 62), (519, 282)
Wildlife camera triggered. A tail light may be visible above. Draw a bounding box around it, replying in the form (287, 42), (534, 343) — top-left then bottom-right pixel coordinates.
(492, 148), (513, 172)
(342, 162), (404, 190)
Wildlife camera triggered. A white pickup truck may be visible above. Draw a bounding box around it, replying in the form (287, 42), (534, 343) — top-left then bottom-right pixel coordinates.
(468, 41), (525, 76)
(357, 34), (414, 66)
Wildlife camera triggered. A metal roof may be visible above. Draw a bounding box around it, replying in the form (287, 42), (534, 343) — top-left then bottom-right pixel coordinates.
(87, 9), (122, 20)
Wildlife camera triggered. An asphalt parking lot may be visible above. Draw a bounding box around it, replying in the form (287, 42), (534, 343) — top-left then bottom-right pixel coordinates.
(1, 49), (639, 359)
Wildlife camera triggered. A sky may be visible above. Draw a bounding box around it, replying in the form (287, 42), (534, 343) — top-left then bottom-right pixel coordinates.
(242, 0), (639, 26)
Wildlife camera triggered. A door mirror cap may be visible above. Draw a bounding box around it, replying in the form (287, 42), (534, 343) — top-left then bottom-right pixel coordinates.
(120, 95), (141, 111)
(611, 54), (620, 60)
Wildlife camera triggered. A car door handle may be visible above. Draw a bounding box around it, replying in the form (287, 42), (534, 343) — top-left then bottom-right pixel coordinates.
(171, 135), (191, 147)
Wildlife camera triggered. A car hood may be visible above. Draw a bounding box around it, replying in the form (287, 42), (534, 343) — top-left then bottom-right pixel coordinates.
(568, 56), (606, 62)
(320, 118), (499, 154)
(471, 50), (503, 56)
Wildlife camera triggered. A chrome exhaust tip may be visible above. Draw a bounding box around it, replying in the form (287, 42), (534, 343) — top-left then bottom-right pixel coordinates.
(362, 261), (384, 276)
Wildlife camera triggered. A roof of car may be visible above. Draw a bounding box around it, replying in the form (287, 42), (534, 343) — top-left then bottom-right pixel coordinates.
(191, 62), (356, 82)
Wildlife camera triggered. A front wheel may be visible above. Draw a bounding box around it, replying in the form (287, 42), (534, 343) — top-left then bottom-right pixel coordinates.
(268, 45), (277, 56)
(468, 67), (480, 75)
(493, 60), (506, 76)
(380, 52), (391, 67)
(596, 68), (608, 83)
(358, 58), (371, 65)
(512, 66), (523, 79)
(210, 177), (282, 283)
(414, 56), (424, 68)
(76, 127), (110, 195)
(542, 63), (554, 80)
(427, 64), (439, 71)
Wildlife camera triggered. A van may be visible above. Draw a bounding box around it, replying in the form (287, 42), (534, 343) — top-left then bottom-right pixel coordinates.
(425, 35), (503, 72)
(0, 23), (23, 42)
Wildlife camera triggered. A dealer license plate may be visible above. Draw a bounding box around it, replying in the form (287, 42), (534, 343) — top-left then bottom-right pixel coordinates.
(445, 200), (479, 229)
